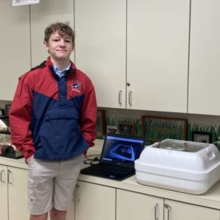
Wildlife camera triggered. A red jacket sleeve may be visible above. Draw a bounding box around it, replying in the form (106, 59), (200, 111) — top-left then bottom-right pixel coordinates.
(9, 74), (35, 159)
(80, 78), (97, 150)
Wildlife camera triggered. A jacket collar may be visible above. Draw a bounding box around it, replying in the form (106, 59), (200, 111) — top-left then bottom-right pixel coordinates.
(46, 57), (76, 77)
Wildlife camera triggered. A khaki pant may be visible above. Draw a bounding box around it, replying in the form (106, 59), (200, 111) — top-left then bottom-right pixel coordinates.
(27, 154), (84, 215)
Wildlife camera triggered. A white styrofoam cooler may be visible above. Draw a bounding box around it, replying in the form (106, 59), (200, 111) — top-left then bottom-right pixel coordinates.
(135, 139), (220, 194)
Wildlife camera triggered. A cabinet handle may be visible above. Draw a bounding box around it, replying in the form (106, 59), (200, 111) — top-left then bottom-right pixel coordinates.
(7, 170), (13, 184)
(0, 170), (6, 183)
(118, 90), (122, 105)
(164, 204), (171, 220)
(167, 205), (171, 220)
(154, 203), (159, 220)
(128, 91), (132, 105)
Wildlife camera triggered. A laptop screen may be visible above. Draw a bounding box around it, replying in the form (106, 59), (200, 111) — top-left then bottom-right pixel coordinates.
(100, 134), (145, 168)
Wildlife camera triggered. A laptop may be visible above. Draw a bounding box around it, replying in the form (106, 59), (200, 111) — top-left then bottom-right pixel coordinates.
(80, 134), (145, 181)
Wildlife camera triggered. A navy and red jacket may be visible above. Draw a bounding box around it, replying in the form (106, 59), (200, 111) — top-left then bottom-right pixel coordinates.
(9, 57), (97, 161)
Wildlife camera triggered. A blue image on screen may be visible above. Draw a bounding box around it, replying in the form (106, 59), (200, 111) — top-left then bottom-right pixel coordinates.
(102, 136), (144, 164)
(109, 144), (135, 161)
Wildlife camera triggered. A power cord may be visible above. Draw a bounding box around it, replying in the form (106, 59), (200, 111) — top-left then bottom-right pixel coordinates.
(84, 154), (100, 165)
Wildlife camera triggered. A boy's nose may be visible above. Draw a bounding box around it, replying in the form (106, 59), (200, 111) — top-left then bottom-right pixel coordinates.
(59, 39), (65, 46)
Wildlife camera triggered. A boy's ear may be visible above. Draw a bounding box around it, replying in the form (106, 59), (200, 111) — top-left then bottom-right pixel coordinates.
(44, 41), (50, 53)
(44, 41), (48, 49)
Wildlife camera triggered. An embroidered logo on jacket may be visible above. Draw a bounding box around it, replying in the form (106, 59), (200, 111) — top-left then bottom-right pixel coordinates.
(71, 80), (82, 92)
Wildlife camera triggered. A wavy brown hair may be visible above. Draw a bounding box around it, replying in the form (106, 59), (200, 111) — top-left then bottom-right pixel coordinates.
(44, 22), (75, 46)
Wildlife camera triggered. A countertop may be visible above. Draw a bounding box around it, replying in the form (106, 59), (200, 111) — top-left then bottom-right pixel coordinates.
(1, 139), (220, 210)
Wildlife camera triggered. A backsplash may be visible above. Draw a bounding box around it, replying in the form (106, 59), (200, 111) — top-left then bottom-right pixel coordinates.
(97, 109), (220, 146)
(1, 101), (220, 145)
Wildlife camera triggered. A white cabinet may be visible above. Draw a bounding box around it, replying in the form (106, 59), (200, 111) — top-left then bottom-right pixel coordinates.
(164, 199), (220, 220)
(66, 190), (75, 220)
(117, 189), (163, 220)
(188, 0), (220, 115)
(75, 0), (189, 112)
(74, 181), (115, 220)
(0, 0), (30, 101)
(0, 165), (29, 220)
(0, 165), (8, 220)
(117, 189), (220, 220)
(75, 0), (126, 108)
(127, 0), (190, 112)
(7, 167), (29, 220)
(30, 0), (74, 67)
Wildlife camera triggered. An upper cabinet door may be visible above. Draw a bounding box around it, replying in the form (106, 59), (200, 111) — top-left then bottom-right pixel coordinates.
(127, 0), (190, 112)
(189, 0), (220, 116)
(31, 0), (74, 67)
(0, 1), (30, 101)
(75, 0), (126, 108)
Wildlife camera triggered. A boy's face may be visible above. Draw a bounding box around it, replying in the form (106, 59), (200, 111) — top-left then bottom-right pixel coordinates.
(44, 31), (74, 62)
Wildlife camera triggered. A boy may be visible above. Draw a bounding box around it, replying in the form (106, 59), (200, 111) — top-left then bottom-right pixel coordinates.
(9, 22), (97, 220)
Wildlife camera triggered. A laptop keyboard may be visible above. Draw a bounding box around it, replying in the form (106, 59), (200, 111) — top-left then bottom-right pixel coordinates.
(80, 163), (135, 180)
(90, 164), (133, 175)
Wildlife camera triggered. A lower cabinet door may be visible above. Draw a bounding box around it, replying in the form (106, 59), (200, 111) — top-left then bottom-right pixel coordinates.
(74, 181), (115, 220)
(8, 167), (29, 220)
(164, 199), (220, 220)
(66, 188), (75, 220)
(117, 189), (164, 220)
(0, 165), (8, 220)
